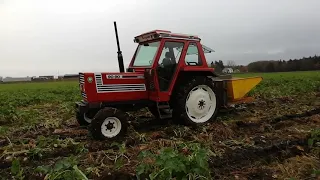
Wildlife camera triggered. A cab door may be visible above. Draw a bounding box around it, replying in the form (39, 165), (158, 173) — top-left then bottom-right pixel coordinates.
(154, 40), (186, 101)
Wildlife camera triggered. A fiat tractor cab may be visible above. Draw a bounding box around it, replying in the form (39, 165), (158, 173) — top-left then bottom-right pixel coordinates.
(74, 22), (262, 140)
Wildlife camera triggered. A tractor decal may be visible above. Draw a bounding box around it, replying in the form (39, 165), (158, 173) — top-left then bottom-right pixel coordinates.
(95, 74), (146, 93)
(106, 74), (144, 79)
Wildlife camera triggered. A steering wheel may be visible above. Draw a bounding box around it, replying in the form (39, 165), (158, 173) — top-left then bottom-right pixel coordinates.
(157, 62), (165, 68)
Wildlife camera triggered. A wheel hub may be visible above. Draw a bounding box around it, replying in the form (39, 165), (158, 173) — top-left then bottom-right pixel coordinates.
(101, 117), (122, 138)
(105, 121), (115, 131)
(185, 85), (217, 123)
(198, 99), (206, 110)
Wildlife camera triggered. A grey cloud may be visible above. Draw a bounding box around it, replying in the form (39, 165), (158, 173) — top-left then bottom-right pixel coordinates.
(0, 0), (319, 76)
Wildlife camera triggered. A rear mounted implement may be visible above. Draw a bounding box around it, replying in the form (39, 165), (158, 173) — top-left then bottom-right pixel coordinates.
(225, 76), (263, 104)
(74, 21), (262, 140)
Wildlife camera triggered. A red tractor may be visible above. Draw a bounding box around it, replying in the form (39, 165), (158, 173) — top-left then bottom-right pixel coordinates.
(75, 22), (262, 140)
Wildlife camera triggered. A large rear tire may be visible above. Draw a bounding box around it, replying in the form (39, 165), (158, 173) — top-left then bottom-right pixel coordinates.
(89, 107), (129, 140)
(172, 76), (219, 126)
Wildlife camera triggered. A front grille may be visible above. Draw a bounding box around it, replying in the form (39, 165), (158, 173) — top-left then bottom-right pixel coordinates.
(94, 74), (146, 92)
(95, 74), (102, 84)
(81, 92), (87, 99)
(79, 73), (87, 99)
(79, 73), (85, 84)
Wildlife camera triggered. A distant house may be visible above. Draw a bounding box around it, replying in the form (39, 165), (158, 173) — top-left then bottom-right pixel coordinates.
(32, 76), (49, 81)
(222, 68), (233, 74)
(233, 69), (240, 73)
(39, 75), (54, 80)
(2, 77), (32, 82)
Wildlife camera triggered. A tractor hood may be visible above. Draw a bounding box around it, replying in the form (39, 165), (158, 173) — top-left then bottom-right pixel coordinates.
(79, 72), (148, 103)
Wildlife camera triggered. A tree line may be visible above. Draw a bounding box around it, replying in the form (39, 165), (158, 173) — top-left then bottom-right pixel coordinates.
(247, 55), (320, 72)
(209, 55), (320, 73)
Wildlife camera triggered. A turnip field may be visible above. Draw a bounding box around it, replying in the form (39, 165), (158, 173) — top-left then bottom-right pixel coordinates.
(0, 71), (319, 180)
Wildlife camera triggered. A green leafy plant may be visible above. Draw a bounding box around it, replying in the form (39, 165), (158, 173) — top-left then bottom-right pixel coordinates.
(308, 128), (320, 147)
(27, 147), (44, 159)
(35, 156), (88, 180)
(111, 142), (129, 170)
(136, 143), (211, 180)
(11, 159), (24, 180)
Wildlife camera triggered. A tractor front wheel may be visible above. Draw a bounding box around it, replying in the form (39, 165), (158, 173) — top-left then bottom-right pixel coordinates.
(76, 109), (99, 126)
(173, 76), (219, 126)
(89, 107), (128, 140)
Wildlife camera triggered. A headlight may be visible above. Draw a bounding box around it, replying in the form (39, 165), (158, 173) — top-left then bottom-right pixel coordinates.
(87, 77), (93, 83)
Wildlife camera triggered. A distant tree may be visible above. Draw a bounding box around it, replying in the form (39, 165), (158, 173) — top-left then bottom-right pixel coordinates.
(217, 60), (225, 69)
(227, 60), (236, 68)
(210, 60), (225, 73)
(210, 61), (214, 68)
(266, 62), (275, 72)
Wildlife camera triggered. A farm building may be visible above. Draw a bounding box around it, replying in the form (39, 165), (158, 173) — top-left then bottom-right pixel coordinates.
(2, 77), (32, 82)
(39, 75), (54, 80)
(32, 77), (49, 81)
(222, 68), (234, 74)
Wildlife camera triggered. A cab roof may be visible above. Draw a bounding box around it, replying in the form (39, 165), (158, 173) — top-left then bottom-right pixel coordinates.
(134, 30), (201, 43)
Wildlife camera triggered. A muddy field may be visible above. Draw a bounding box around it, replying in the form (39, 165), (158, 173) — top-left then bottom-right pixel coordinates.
(0, 71), (319, 180)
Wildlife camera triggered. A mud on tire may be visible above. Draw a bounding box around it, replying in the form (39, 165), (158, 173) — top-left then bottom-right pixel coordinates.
(172, 76), (219, 126)
(89, 107), (129, 140)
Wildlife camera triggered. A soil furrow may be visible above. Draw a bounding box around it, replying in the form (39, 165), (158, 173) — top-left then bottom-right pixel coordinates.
(210, 137), (309, 175)
(270, 107), (320, 124)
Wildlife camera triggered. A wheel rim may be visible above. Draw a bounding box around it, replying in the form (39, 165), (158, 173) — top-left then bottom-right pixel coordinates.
(101, 117), (122, 138)
(185, 85), (217, 123)
(84, 113), (92, 123)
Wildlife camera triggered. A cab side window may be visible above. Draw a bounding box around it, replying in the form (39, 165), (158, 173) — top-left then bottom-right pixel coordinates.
(156, 41), (184, 91)
(184, 42), (203, 66)
(158, 42), (183, 66)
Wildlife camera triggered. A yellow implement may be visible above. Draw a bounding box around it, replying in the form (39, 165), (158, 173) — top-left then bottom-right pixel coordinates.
(225, 76), (263, 103)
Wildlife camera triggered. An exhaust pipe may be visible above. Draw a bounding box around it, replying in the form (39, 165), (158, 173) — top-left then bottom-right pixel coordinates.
(114, 21), (125, 73)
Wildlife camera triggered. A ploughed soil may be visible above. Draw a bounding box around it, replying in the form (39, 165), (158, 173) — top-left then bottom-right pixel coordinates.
(0, 93), (320, 180)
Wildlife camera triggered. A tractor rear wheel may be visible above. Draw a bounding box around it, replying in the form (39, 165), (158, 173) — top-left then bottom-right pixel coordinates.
(76, 108), (99, 126)
(172, 76), (219, 126)
(89, 107), (128, 140)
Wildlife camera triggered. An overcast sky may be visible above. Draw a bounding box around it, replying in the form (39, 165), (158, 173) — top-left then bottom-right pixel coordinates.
(1, 0), (320, 77)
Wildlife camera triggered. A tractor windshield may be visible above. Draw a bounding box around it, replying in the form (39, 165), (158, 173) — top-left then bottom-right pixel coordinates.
(132, 41), (160, 66)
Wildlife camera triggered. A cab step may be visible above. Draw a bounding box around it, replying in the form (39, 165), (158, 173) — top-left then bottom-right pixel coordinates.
(156, 102), (172, 119)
